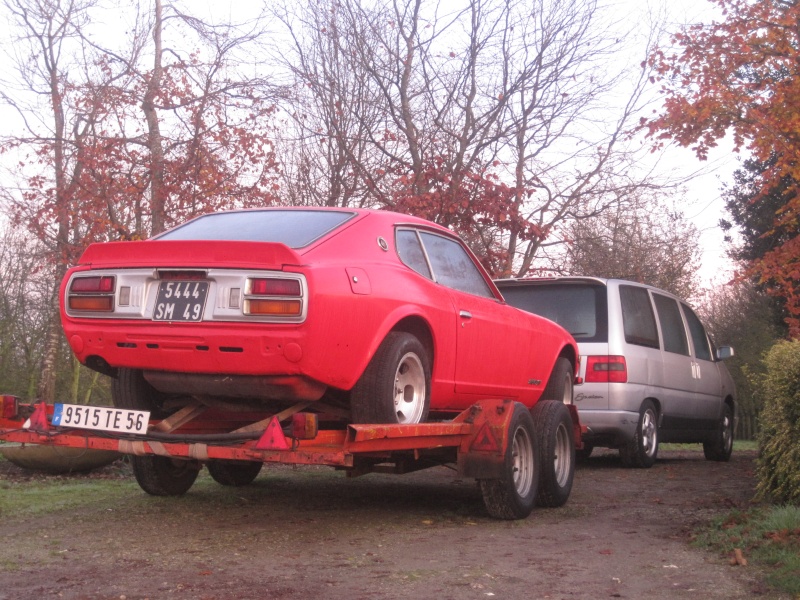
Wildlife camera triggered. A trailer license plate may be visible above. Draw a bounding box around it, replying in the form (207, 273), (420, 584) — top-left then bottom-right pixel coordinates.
(52, 404), (150, 435)
(153, 281), (209, 322)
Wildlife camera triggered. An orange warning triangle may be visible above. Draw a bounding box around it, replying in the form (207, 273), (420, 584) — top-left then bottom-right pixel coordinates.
(471, 423), (500, 452)
(255, 416), (291, 450)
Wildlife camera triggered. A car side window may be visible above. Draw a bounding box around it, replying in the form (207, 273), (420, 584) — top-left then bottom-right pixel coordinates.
(682, 303), (712, 361)
(396, 229), (432, 279)
(619, 285), (660, 348)
(652, 294), (690, 356)
(418, 231), (494, 298)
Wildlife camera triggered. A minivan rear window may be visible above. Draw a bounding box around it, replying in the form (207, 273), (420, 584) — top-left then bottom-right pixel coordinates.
(500, 283), (608, 342)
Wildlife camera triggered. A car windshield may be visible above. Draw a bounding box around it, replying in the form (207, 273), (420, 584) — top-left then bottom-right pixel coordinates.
(157, 210), (356, 248)
(501, 282), (608, 342)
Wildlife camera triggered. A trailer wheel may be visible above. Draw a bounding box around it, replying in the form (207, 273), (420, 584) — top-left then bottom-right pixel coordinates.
(479, 403), (539, 520)
(112, 368), (170, 418)
(620, 399), (659, 468)
(131, 456), (200, 496)
(703, 403), (734, 462)
(350, 332), (431, 424)
(531, 400), (575, 508)
(207, 460), (262, 486)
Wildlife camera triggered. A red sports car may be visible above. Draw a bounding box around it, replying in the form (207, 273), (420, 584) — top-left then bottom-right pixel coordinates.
(61, 207), (577, 425)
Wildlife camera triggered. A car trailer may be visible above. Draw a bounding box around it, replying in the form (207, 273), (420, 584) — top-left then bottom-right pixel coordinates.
(0, 395), (584, 520)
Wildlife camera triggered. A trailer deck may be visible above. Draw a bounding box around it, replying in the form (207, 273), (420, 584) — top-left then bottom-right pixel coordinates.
(0, 395), (583, 519)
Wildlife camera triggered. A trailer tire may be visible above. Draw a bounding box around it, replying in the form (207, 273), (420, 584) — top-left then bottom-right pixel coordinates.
(350, 332), (431, 424)
(479, 403), (539, 520)
(131, 455), (200, 496)
(207, 460), (262, 486)
(531, 400), (575, 507)
(112, 368), (170, 418)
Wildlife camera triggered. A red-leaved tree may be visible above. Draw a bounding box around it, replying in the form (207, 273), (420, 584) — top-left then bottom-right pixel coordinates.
(645, 0), (800, 334)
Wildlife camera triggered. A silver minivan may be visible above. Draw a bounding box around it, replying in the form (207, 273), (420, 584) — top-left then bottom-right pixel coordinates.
(495, 277), (736, 468)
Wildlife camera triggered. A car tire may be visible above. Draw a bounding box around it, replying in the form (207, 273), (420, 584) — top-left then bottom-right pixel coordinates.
(350, 332), (431, 424)
(531, 400), (575, 508)
(207, 460), (263, 486)
(131, 455), (200, 496)
(703, 403), (734, 462)
(479, 403), (539, 519)
(620, 399), (659, 469)
(111, 368), (170, 418)
(541, 357), (574, 404)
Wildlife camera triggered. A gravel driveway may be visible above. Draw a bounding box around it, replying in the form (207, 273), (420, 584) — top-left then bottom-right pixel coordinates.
(0, 448), (786, 599)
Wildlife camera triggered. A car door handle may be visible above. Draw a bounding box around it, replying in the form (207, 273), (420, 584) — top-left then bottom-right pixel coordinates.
(459, 310), (472, 319)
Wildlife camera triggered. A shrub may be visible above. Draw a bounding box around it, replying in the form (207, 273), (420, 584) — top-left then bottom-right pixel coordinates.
(756, 341), (800, 504)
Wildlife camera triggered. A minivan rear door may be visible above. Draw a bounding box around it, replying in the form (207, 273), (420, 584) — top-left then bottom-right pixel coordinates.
(651, 293), (697, 430)
(681, 303), (723, 429)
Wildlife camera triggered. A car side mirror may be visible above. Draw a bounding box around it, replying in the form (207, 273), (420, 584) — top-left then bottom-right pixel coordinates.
(716, 346), (734, 360)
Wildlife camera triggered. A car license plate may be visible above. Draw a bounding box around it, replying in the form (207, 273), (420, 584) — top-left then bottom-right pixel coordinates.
(153, 281), (209, 322)
(52, 403), (150, 435)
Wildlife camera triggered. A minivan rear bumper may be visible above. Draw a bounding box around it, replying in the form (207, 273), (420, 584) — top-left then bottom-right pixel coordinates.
(579, 409), (639, 446)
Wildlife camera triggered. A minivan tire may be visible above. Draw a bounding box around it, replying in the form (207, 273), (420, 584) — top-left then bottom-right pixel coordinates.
(620, 399), (659, 469)
(703, 403), (734, 462)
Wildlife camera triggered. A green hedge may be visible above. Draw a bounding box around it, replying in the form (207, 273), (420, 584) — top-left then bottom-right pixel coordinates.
(756, 341), (800, 504)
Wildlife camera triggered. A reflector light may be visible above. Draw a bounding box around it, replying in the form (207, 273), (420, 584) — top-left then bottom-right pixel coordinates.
(1, 395), (19, 419)
(69, 296), (114, 312)
(585, 356), (627, 383)
(70, 276), (115, 293)
(249, 278), (301, 297)
(291, 413), (318, 440)
(245, 299), (302, 316)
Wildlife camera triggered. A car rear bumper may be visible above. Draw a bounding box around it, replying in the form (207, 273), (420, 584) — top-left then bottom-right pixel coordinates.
(578, 409), (639, 446)
(64, 320), (320, 384)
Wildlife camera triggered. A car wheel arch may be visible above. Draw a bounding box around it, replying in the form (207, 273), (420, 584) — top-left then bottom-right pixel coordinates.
(392, 315), (435, 364)
(349, 312), (436, 390)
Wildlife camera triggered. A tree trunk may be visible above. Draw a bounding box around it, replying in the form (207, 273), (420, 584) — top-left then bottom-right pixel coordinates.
(143, 0), (167, 236)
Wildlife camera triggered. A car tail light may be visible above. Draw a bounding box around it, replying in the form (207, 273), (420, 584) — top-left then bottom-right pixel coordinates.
(248, 278), (301, 297)
(245, 298), (302, 316)
(69, 296), (114, 311)
(68, 275), (116, 312)
(244, 277), (304, 317)
(585, 355), (627, 383)
(70, 276), (115, 293)
(1, 395), (19, 419)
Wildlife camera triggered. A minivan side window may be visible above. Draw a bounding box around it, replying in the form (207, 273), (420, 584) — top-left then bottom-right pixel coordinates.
(682, 303), (713, 361)
(620, 285), (659, 348)
(653, 294), (690, 356)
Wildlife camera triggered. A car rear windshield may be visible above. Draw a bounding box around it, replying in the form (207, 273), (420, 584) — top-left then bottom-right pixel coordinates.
(500, 283), (608, 342)
(157, 210), (356, 248)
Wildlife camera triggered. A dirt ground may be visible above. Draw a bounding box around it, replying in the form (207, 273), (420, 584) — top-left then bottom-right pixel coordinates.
(0, 448), (788, 600)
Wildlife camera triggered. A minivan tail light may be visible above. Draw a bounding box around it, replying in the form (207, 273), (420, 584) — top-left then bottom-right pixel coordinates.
(585, 355), (627, 383)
